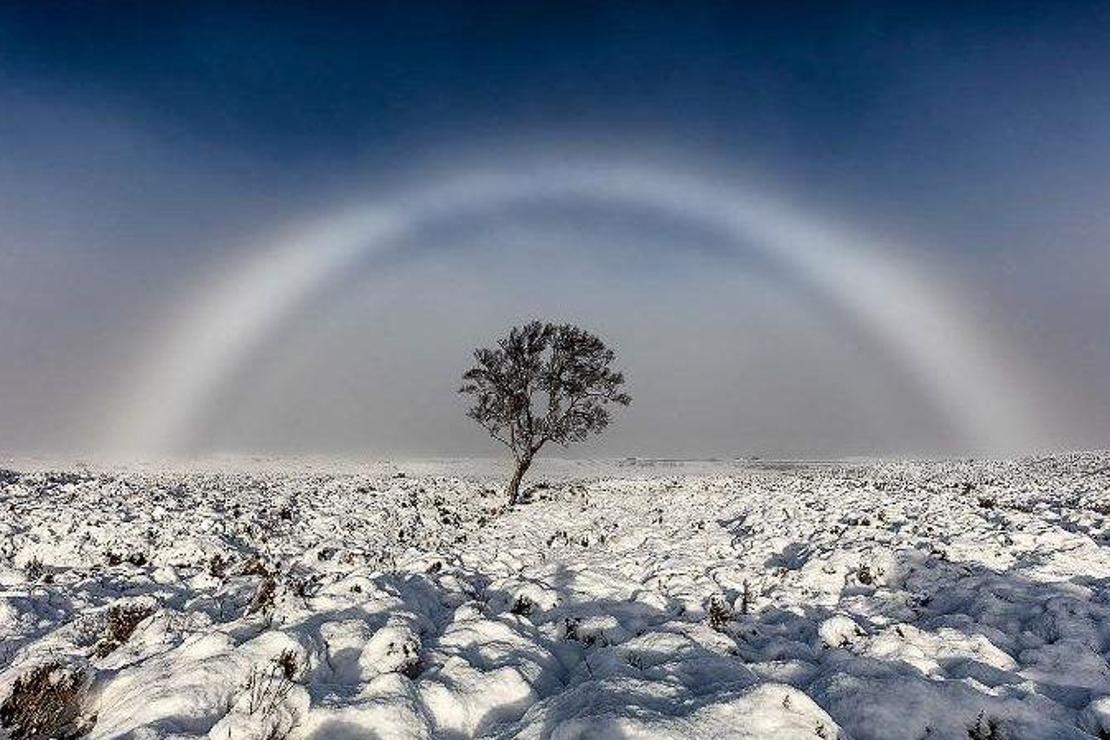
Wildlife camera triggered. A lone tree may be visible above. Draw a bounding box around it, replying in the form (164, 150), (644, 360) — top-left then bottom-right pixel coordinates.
(460, 321), (631, 506)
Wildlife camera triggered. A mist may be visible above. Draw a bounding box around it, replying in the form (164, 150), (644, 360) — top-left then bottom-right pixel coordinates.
(1, 3), (1108, 459)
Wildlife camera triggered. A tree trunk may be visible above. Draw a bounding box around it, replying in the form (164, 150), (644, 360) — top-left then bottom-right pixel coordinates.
(506, 454), (533, 506)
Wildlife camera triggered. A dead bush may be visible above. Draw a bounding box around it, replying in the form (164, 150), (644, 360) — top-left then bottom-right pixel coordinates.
(707, 594), (732, 632)
(240, 556), (270, 577)
(248, 575), (277, 615)
(94, 601), (156, 658)
(241, 656), (296, 727)
(563, 617), (594, 646)
(968, 711), (1008, 740)
(510, 595), (534, 617)
(0, 661), (93, 740)
(23, 557), (45, 583)
(208, 553), (228, 578)
(273, 649), (298, 681)
(740, 579), (753, 615)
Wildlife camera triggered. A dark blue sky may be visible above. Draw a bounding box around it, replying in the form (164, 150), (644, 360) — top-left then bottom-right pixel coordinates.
(1, 1), (1109, 262)
(4, 2), (1108, 188)
(1, 2), (1108, 456)
(3, 1), (1110, 240)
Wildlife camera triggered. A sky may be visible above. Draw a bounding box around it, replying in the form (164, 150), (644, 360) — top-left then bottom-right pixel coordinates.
(1, 1), (1108, 459)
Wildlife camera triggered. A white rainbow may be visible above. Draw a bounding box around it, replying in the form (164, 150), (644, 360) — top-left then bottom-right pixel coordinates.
(109, 163), (1039, 455)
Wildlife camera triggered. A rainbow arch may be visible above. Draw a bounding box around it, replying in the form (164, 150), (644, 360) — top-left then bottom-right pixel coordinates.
(108, 163), (1039, 455)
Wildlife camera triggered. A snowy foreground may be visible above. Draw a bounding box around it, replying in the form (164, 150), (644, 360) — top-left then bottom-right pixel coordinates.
(2, 454), (1110, 739)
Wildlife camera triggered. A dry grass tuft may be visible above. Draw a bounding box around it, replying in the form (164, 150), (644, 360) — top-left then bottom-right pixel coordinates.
(0, 661), (93, 740)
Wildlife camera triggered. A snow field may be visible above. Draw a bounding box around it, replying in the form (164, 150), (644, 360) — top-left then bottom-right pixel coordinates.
(1, 454), (1109, 738)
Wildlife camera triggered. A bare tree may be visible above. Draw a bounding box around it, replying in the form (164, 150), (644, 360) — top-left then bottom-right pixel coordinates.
(460, 321), (631, 505)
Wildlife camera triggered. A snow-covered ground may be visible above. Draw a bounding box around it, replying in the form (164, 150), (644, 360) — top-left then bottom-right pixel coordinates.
(2, 453), (1109, 739)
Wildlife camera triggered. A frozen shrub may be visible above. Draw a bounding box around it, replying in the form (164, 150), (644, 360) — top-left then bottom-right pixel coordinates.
(102, 550), (145, 568)
(243, 659), (295, 718)
(546, 530), (569, 547)
(967, 711), (1007, 740)
(0, 661), (92, 740)
(285, 570), (315, 602)
(248, 575), (277, 615)
(240, 555), (270, 577)
(707, 594), (731, 632)
(23, 557), (44, 582)
(212, 658), (301, 740)
(274, 649), (298, 681)
(740, 579), (752, 615)
(94, 601), (156, 658)
(208, 553), (228, 578)
(511, 594), (534, 617)
(563, 617), (596, 646)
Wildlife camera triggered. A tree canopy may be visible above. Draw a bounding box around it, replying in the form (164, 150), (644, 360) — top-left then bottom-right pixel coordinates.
(460, 321), (631, 503)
